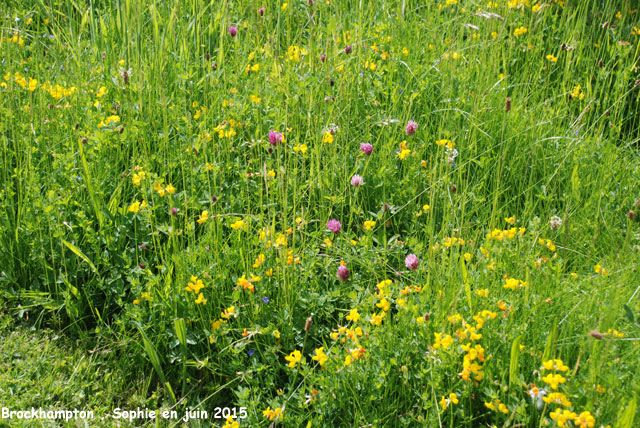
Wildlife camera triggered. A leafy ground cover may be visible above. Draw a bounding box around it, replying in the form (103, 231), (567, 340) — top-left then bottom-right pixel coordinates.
(1, 0), (640, 426)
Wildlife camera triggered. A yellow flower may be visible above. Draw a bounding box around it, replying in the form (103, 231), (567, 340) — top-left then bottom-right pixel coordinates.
(262, 406), (284, 421)
(513, 26), (528, 37)
(293, 143), (308, 154)
(369, 311), (386, 326)
(197, 210), (209, 224)
(542, 373), (567, 389)
(230, 219), (246, 230)
(312, 347), (328, 366)
(272, 329), (280, 339)
(285, 350), (302, 368)
(504, 216), (516, 225)
(322, 132), (334, 143)
(346, 308), (360, 323)
(363, 220), (376, 231)
(186, 276), (205, 294)
(546, 54), (558, 62)
(194, 293), (207, 304)
(165, 183), (176, 194)
(128, 201), (141, 213)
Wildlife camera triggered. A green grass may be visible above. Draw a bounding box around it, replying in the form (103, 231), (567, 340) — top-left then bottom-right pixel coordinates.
(0, 299), (157, 427)
(1, 0), (640, 426)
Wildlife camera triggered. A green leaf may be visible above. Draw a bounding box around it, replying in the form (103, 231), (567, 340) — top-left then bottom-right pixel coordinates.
(174, 318), (187, 348)
(615, 397), (636, 428)
(139, 328), (176, 403)
(61, 240), (97, 274)
(623, 304), (635, 324)
(509, 336), (522, 391)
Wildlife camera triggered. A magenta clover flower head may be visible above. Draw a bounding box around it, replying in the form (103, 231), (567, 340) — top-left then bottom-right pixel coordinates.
(350, 174), (363, 187)
(327, 218), (341, 234)
(345, 45), (352, 54)
(337, 265), (350, 282)
(320, 53), (326, 63)
(228, 26), (238, 37)
(258, 7), (265, 15)
(268, 130), (283, 146)
(405, 253), (419, 271)
(405, 120), (418, 136)
(360, 142), (373, 155)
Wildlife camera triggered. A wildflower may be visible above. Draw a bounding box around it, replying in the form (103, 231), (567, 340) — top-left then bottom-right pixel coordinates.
(550, 409), (577, 427)
(405, 120), (418, 136)
(550, 215), (563, 230)
(370, 312), (385, 326)
(350, 174), (363, 187)
(439, 393), (459, 411)
(197, 210), (209, 224)
(543, 392), (572, 407)
(262, 406), (283, 421)
(405, 254), (419, 271)
(337, 264), (350, 282)
(527, 385), (547, 409)
(574, 411), (596, 428)
(128, 201), (142, 213)
(513, 26), (528, 37)
(546, 54), (558, 62)
(312, 347), (328, 366)
(258, 7), (265, 15)
(327, 219), (341, 233)
(363, 220), (376, 231)
(542, 373), (567, 390)
(505, 216), (516, 225)
(346, 308), (360, 322)
(345, 45), (352, 54)
(285, 350), (303, 368)
(268, 130), (283, 146)
(221, 306), (236, 319)
(433, 333), (454, 350)
(186, 276), (205, 294)
(541, 359), (570, 372)
(194, 293), (206, 304)
(360, 142), (373, 155)
(397, 140), (411, 159)
(230, 219), (246, 230)
(293, 143), (308, 154)
(228, 26), (237, 37)
(570, 85), (584, 100)
(594, 264), (607, 276)
(322, 131), (334, 143)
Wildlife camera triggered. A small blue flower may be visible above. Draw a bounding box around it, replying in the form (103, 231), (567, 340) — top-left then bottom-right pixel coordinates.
(262, 297), (270, 304)
(247, 349), (255, 357)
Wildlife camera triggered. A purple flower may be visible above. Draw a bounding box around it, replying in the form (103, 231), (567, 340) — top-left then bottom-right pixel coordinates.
(248, 349), (255, 357)
(228, 26), (238, 37)
(405, 120), (418, 136)
(320, 54), (326, 63)
(268, 130), (283, 146)
(405, 254), (419, 271)
(350, 174), (363, 187)
(262, 297), (270, 304)
(345, 45), (352, 54)
(327, 218), (341, 234)
(337, 264), (350, 282)
(258, 7), (265, 15)
(360, 142), (373, 155)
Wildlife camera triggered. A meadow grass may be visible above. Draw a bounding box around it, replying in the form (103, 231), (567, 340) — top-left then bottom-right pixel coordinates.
(1, 0), (640, 426)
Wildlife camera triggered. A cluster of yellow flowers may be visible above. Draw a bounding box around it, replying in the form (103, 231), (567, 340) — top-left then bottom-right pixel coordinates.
(185, 275), (206, 305)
